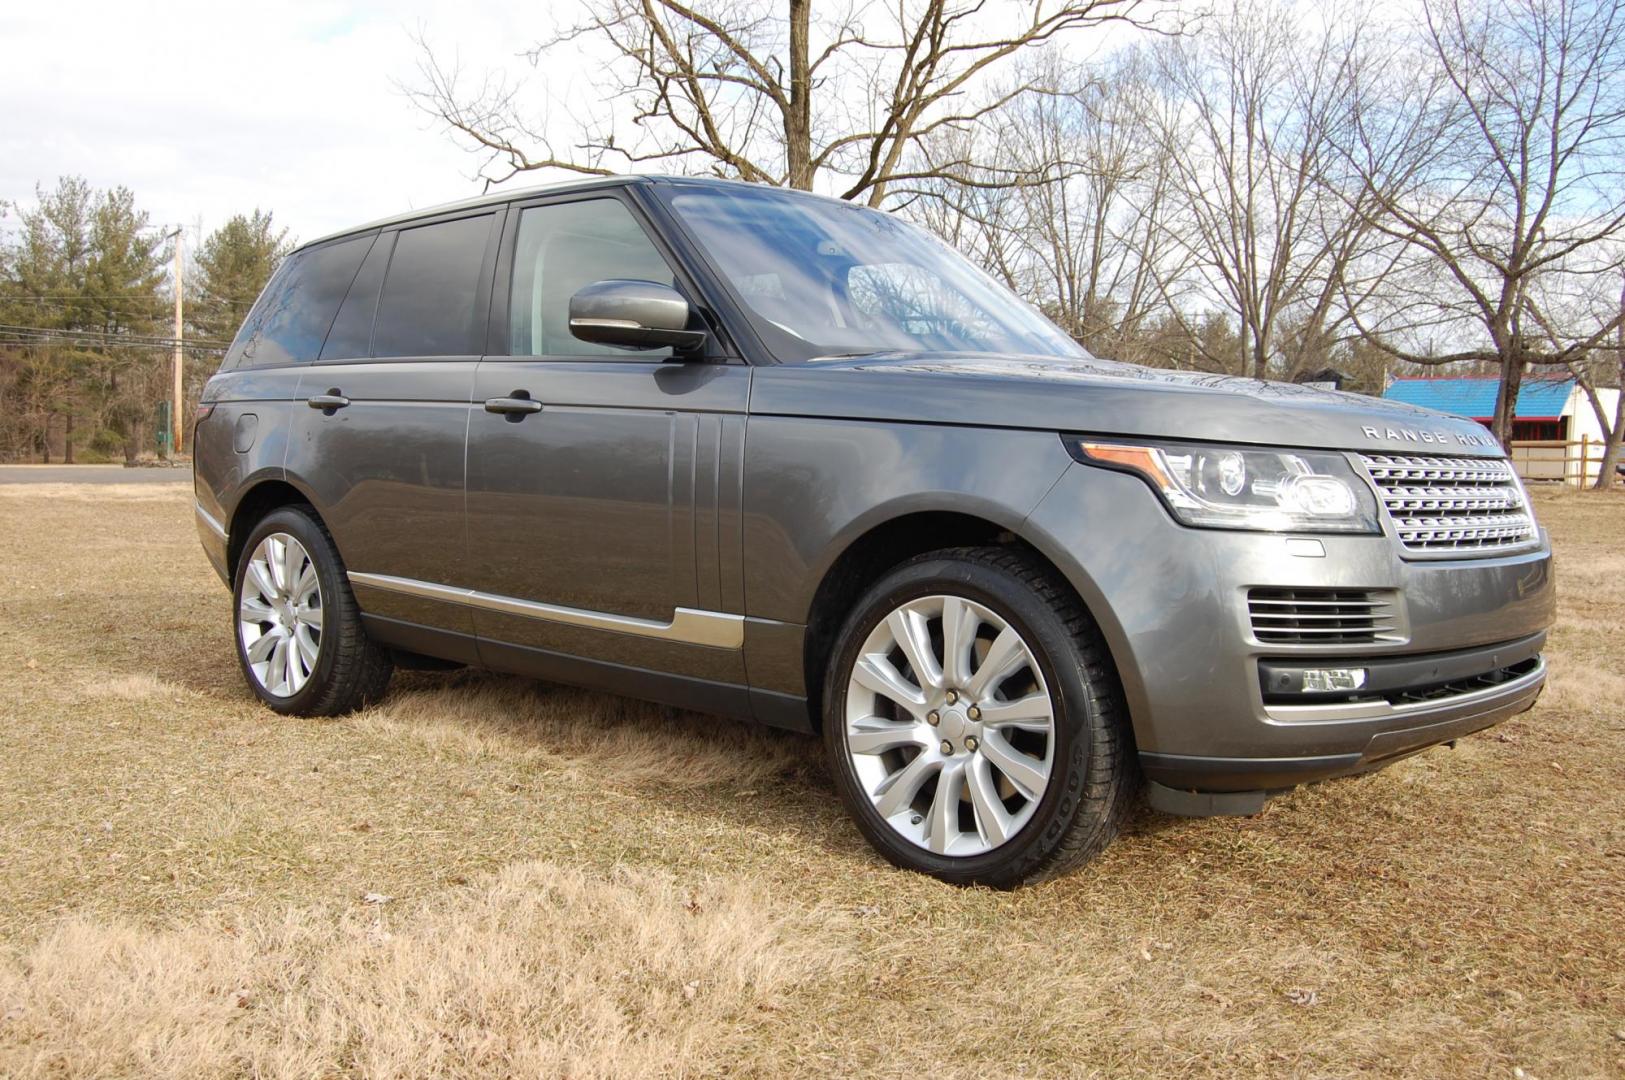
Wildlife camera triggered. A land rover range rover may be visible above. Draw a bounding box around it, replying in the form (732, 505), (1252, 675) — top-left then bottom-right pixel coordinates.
(194, 176), (1554, 885)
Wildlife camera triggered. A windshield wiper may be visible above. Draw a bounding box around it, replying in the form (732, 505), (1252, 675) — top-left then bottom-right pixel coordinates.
(808, 349), (897, 362)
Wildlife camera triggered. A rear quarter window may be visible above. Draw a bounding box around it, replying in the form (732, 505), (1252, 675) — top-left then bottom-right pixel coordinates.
(320, 232), (393, 361)
(221, 234), (374, 369)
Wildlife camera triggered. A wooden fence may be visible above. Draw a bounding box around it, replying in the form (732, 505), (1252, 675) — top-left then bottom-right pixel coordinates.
(1508, 437), (1616, 486)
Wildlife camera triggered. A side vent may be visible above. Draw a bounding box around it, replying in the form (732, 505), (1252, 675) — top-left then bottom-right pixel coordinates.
(1247, 588), (1399, 645)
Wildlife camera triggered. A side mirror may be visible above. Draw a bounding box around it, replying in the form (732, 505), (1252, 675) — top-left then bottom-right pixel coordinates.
(568, 279), (707, 354)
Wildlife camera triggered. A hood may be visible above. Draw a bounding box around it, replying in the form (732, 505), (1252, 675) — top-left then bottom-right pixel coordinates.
(747, 352), (1504, 457)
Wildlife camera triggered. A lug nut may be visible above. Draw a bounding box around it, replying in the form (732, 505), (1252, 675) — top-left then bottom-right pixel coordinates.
(967, 705), (980, 721)
(940, 740), (953, 755)
(965, 736), (980, 752)
(946, 689), (959, 704)
(927, 711), (939, 726)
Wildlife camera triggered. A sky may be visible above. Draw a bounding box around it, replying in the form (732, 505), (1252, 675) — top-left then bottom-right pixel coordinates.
(0, 0), (1153, 252)
(0, 1), (593, 248)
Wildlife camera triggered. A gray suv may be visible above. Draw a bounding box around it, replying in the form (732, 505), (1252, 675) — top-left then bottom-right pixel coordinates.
(194, 176), (1554, 885)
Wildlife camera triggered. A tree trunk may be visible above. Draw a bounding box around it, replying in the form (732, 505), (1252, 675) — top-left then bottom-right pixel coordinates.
(1489, 352), (1523, 449)
(1592, 289), (1625, 490)
(1590, 387), (1624, 490)
(64, 410), (75, 465)
(784, 0), (813, 190)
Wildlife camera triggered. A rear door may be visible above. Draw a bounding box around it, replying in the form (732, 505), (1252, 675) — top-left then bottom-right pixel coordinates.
(465, 191), (751, 697)
(195, 236), (375, 575)
(286, 209), (502, 656)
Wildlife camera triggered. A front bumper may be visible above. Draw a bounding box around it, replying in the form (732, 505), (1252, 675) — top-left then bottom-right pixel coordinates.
(1141, 639), (1544, 793)
(1024, 462), (1556, 812)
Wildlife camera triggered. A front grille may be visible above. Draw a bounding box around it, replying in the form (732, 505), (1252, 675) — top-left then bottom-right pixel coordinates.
(1248, 587), (1398, 644)
(1358, 453), (1537, 556)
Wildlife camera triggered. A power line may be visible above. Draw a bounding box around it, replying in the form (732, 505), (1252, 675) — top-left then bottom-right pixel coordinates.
(0, 323), (229, 354)
(0, 322), (230, 346)
(7, 298), (177, 317)
(6, 292), (261, 301)
(0, 335), (227, 357)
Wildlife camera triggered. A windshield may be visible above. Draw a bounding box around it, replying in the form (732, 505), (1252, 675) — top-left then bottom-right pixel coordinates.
(660, 184), (1086, 363)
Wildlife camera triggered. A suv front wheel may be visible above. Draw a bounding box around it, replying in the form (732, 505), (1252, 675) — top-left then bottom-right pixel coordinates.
(232, 506), (392, 716)
(823, 547), (1135, 886)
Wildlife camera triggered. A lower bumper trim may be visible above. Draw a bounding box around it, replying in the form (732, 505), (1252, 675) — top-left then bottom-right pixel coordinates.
(1142, 662), (1544, 810)
(1145, 783), (1267, 817)
(1141, 750), (1362, 793)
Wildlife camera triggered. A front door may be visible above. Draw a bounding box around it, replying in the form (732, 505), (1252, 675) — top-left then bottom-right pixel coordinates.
(465, 193), (752, 694)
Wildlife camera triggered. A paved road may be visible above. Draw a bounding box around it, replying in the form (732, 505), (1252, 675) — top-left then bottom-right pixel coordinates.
(0, 464), (192, 485)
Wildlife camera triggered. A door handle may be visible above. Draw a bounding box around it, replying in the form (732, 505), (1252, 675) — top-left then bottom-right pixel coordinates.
(307, 391), (349, 411)
(484, 394), (544, 416)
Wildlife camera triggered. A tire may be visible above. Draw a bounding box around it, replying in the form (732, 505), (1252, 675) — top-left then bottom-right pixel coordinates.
(822, 546), (1135, 887)
(232, 505), (393, 716)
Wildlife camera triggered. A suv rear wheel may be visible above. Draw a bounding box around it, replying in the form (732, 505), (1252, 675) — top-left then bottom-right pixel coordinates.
(822, 547), (1134, 886)
(233, 506), (392, 716)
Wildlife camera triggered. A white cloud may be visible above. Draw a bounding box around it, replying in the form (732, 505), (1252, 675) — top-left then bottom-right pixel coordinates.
(0, 0), (590, 245)
(0, 0), (1173, 247)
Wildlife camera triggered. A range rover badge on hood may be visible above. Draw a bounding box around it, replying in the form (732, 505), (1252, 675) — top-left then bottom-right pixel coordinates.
(1361, 425), (1497, 448)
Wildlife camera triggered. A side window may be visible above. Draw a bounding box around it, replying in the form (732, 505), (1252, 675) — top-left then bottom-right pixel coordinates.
(371, 214), (493, 358)
(320, 232), (393, 361)
(223, 235), (372, 368)
(508, 199), (678, 358)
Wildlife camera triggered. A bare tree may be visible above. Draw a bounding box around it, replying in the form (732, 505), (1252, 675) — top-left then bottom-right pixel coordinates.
(903, 49), (1193, 364)
(1525, 272), (1625, 487)
(1594, 283), (1625, 486)
(1343, 0), (1625, 445)
(407, 0), (1161, 205)
(1145, 0), (1384, 379)
(1005, 50), (1184, 360)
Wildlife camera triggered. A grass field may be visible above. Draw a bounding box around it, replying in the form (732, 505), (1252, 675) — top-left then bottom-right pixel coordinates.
(0, 481), (1621, 1078)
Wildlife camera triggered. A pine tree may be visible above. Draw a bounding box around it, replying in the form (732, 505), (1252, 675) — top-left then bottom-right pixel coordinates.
(85, 186), (167, 461)
(0, 178), (97, 460)
(0, 178), (169, 462)
(191, 210), (291, 346)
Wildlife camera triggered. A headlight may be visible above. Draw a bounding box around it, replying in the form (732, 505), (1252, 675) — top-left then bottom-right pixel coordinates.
(1066, 437), (1381, 534)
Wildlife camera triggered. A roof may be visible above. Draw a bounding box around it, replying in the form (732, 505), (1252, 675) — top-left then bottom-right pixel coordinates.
(301, 175), (640, 249)
(300, 173), (850, 251)
(1382, 376), (1574, 420)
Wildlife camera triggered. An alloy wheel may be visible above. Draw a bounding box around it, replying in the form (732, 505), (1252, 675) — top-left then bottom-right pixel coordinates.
(238, 532), (323, 697)
(843, 594), (1056, 856)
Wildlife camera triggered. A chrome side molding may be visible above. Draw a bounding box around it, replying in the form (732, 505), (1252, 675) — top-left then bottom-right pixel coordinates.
(347, 571), (745, 649)
(194, 500), (227, 541)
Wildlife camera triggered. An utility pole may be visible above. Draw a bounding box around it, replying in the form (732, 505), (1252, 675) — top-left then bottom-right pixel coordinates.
(172, 228), (184, 456)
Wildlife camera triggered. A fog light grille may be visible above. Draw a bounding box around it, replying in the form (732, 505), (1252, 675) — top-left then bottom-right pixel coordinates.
(1385, 656), (1542, 704)
(1247, 587), (1398, 644)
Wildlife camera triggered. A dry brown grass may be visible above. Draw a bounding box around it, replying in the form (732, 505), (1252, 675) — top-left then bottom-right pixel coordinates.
(0, 865), (831, 1078)
(0, 481), (1621, 1077)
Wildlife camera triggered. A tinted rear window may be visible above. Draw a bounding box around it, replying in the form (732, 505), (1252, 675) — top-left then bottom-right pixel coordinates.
(320, 232), (393, 361)
(222, 235), (373, 369)
(371, 215), (493, 358)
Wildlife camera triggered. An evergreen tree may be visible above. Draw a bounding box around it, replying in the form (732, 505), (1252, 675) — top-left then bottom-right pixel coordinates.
(191, 210), (291, 346)
(0, 178), (168, 462)
(85, 186), (167, 461)
(0, 178), (97, 460)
